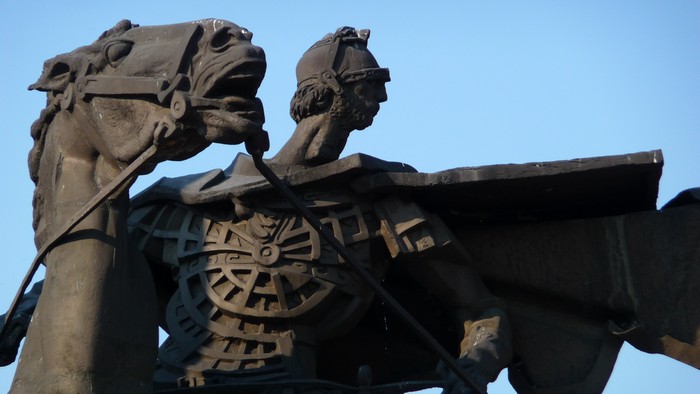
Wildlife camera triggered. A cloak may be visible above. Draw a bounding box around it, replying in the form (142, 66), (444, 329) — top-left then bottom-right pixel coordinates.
(132, 149), (663, 223)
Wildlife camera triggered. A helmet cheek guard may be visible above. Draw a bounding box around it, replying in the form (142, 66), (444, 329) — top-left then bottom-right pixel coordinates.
(319, 69), (344, 95)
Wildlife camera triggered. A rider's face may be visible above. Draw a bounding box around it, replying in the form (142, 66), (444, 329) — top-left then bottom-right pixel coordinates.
(304, 79), (388, 165)
(345, 79), (388, 130)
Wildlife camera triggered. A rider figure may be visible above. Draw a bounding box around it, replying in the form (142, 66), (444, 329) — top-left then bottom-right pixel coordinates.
(271, 27), (389, 167)
(271, 26), (513, 394)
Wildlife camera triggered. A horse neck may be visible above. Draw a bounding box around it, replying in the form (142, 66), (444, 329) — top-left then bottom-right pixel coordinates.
(32, 108), (128, 248)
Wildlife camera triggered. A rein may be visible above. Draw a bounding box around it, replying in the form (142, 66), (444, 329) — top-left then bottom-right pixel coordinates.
(251, 154), (485, 394)
(1, 142), (482, 393)
(2, 41), (236, 356)
(0, 120), (176, 345)
(4, 59), (479, 389)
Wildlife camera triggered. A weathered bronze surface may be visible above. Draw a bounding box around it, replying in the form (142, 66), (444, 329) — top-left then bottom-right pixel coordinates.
(1, 21), (698, 394)
(5, 19), (267, 393)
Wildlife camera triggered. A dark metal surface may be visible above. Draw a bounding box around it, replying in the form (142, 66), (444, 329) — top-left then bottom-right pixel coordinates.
(0, 141), (160, 344)
(11, 19), (269, 392)
(251, 154), (486, 394)
(156, 378), (443, 394)
(7, 19), (698, 394)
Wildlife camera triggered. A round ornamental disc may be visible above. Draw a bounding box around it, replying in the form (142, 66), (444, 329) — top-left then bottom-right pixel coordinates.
(179, 261), (334, 319)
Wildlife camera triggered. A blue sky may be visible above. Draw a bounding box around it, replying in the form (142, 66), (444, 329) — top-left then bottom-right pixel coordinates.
(1, 1), (698, 392)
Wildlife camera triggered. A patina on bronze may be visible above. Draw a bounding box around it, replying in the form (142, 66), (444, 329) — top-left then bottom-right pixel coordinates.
(2, 21), (699, 394)
(7, 19), (268, 393)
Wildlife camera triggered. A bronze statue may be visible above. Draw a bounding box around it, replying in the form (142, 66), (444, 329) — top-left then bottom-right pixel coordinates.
(2, 21), (699, 394)
(9, 19), (268, 393)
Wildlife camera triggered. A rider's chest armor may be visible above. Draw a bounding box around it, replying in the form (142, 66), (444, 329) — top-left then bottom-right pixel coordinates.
(129, 187), (387, 379)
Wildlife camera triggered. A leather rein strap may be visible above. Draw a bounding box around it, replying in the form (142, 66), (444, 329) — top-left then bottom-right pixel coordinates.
(0, 129), (169, 344)
(251, 154), (485, 394)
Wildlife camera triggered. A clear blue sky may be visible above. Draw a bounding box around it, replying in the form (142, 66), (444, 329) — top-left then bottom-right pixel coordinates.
(1, 1), (698, 392)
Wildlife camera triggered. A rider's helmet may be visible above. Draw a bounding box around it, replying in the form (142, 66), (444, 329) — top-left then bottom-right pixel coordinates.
(295, 27), (390, 96)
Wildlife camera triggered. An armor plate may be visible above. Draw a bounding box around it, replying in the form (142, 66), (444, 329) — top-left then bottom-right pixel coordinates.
(129, 193), (382, 382)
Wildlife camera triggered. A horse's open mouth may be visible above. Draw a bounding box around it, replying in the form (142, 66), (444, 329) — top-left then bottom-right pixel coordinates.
(198, 59), (266, 127)
(218, 96), (265, 124)
(201, 59), (265, 100)
(205, 74), (262, 101)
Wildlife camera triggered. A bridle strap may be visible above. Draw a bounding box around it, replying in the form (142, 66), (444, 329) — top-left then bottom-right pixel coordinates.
(0, 119), (176, 345)
(75, 22), (199, 103)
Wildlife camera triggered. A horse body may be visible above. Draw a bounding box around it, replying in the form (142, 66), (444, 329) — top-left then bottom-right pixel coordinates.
(13, 19), (267, 392)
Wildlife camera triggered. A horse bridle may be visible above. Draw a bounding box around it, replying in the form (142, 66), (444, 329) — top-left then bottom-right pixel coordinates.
(67, 23), (235, 125)
(0, 28), (206, 354)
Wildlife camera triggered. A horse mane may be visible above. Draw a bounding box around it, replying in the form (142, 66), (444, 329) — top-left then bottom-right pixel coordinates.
(28, 20), (135, 231)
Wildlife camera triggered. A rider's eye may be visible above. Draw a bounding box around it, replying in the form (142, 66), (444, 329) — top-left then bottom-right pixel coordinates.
(210, 27), (236, 51)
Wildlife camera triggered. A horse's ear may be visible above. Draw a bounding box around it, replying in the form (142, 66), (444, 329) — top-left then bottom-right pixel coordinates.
(28, 57), (74, 92)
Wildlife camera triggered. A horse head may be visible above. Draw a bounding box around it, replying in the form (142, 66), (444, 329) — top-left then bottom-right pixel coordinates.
(29, 18), (266, 170)
(27, 19), (267, 243)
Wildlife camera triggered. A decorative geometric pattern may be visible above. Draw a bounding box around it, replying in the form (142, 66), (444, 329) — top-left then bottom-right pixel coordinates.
(129, 198), (382, 381)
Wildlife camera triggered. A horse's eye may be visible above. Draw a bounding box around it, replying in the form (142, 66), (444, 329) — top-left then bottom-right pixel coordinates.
(103, 40), (133, 67)
(48, 62), (70, 79)
(210, 27), (236, 52)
